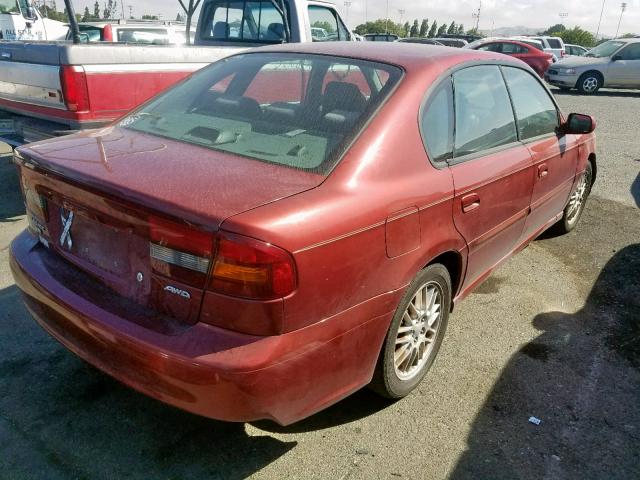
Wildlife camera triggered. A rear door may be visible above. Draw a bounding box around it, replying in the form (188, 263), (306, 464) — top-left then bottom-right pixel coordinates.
(448, 65), (534, 290)
(501, 66), (579, 240)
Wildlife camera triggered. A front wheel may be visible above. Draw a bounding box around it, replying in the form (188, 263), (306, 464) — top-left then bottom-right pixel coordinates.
(577, 72), (602, 95)
(370, 264), (451, 399)
(554, 162), (593, 234)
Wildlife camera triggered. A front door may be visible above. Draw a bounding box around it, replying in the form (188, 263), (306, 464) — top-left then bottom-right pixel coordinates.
(501, 67), (580, 240)
(448, 65), (535, 290)
(608, 43), (640, 87)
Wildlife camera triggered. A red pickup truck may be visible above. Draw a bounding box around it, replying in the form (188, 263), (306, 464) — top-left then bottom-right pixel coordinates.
(0, 0), (352, 145)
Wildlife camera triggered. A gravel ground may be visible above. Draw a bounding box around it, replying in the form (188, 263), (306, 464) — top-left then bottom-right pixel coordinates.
(0, 90), (638, 480)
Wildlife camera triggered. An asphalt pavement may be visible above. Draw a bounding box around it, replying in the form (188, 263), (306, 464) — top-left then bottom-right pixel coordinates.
(0, 89), (638, 480)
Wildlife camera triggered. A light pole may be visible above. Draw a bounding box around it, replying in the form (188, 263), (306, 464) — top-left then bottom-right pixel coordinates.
(472, 0), (482, 32)
(385, 0), (389, 34)
(615, 2), (627, 38)
(595, 0), (606, 40)
(344, 1), (352, 26)
(398, 9), (405, 27)
(559, 12), (568, 23)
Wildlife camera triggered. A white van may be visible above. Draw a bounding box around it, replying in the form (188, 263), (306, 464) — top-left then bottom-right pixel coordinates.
(0, 0), (67, 41)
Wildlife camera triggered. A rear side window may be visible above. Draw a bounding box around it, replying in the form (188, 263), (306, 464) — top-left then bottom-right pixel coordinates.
(502, 67), (558, 140)
(420, 80), (453, 163)
(501, 43), (527, 54)
(453, 66), (517, 158)
(199, 0), (289, 43)
(308, 5), (349, 42)
(120, 53), (402, 175)
(547, 38), (563, 49)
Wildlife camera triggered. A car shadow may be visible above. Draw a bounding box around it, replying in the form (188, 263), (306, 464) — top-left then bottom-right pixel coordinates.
(0, 149), (25, 222)
(449, 244), (640, 479)
(0, 283), (395, 478)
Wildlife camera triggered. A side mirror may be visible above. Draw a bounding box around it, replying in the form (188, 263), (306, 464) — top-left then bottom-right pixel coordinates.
(612, 54), (623, 61)
(25, 6), (37, 20)
(562, 113), (596, 135)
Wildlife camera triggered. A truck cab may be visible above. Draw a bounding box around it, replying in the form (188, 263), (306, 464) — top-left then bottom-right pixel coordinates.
(195, 0), (351, 46)
(0, 0), (67, 41)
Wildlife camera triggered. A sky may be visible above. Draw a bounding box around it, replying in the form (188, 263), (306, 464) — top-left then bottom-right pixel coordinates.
(70, 0), (640, 36)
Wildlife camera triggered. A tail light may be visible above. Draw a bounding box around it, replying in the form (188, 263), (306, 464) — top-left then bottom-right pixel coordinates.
(60, 65), (90, 112)
(209, 233), (297, 300)
(148, 216), (297, 300)
(149, 215), (214, 288)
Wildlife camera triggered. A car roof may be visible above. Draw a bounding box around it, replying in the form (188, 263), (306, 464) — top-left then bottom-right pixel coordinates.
(252, 42), (525, 72)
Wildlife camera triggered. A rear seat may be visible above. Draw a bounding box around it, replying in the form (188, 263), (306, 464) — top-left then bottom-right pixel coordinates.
(319, 81), (368, 132)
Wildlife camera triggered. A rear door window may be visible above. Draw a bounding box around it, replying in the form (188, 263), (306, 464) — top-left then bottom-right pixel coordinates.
(452, 66), (518, 158)
(120, 53), (402, 175)
(547, 38), (563, 49)
(502, 67), (559, 140)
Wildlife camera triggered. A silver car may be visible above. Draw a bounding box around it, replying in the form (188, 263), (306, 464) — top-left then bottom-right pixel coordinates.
(546, 38), (640, 94)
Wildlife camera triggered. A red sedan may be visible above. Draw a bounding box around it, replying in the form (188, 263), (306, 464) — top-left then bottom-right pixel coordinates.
(10, 43), (596, 425)
(467, 39), (554, 78)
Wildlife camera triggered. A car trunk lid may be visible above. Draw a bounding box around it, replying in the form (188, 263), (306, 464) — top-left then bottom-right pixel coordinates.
(17, 127), (323, 326)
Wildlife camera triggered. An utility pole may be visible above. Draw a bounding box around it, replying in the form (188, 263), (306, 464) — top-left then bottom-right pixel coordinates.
(595, 0), (606, 40)
(344, 1), (351, 26)
(385, 0), (389, 34)
(615, 2), (627, 38)
(398, 9), (405, 26)
(128, 5), (133, 19)
(472, 0), (482, 32)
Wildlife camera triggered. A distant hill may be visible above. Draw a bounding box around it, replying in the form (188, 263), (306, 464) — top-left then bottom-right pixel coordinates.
(481, 26), (543, 36)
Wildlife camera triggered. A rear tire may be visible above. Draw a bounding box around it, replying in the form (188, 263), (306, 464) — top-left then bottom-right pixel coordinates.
(577, 72), (602, 95)
(370, 264), (451, 399)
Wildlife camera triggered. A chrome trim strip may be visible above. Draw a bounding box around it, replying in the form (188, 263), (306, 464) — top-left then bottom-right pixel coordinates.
(150, 243), (210, 274)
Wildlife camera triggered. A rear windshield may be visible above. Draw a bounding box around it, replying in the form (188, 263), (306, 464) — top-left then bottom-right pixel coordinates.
(117, 28), (170, 44)
(120, 53), (402, 175)
(199, 0), (290, 43)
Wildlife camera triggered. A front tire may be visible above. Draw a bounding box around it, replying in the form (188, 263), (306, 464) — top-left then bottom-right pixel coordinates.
(577, 72), (602, 95)
(554, 162), (593, 234)
(370, 264), (451, 399)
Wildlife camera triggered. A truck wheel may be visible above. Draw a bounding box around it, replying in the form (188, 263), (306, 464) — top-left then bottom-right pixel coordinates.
(577, 72), (602, 95)
(370, 264), (451, 399)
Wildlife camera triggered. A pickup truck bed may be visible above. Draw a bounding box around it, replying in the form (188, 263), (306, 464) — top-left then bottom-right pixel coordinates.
(0, 42), (241, 145)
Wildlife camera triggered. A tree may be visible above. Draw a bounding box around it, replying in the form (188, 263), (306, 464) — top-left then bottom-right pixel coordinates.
(142, 14), (159, 20)
(176, 13), (184, 22)
(457, 24), (465, 35)
(428, 21), (438, 38)
(103, 0), (115, 19)
(543, 24), (566, 36)
(93, 1), (100, 19)
(419, 19), (429, 37)
(82, 6), (91, 21)
(409, 19), (419, 38)
(178, 0), (203, 45)
(437, 23), (447, 36)
(403, 22), (410, 37)
(447, 21), (456, 34)
(354, 19), (406, 37)
(550, 26), (596, 48)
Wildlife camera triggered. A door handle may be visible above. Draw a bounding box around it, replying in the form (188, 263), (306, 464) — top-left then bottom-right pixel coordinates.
(461, 193), (480, 213)
(538, 164), (549, 179)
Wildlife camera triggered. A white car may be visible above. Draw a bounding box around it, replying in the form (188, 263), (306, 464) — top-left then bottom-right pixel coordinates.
(529, 36), (566, 59)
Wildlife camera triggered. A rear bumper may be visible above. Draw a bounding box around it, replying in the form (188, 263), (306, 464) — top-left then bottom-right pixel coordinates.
(9, 230), (397, 425)
(0, 111), (104, 146)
